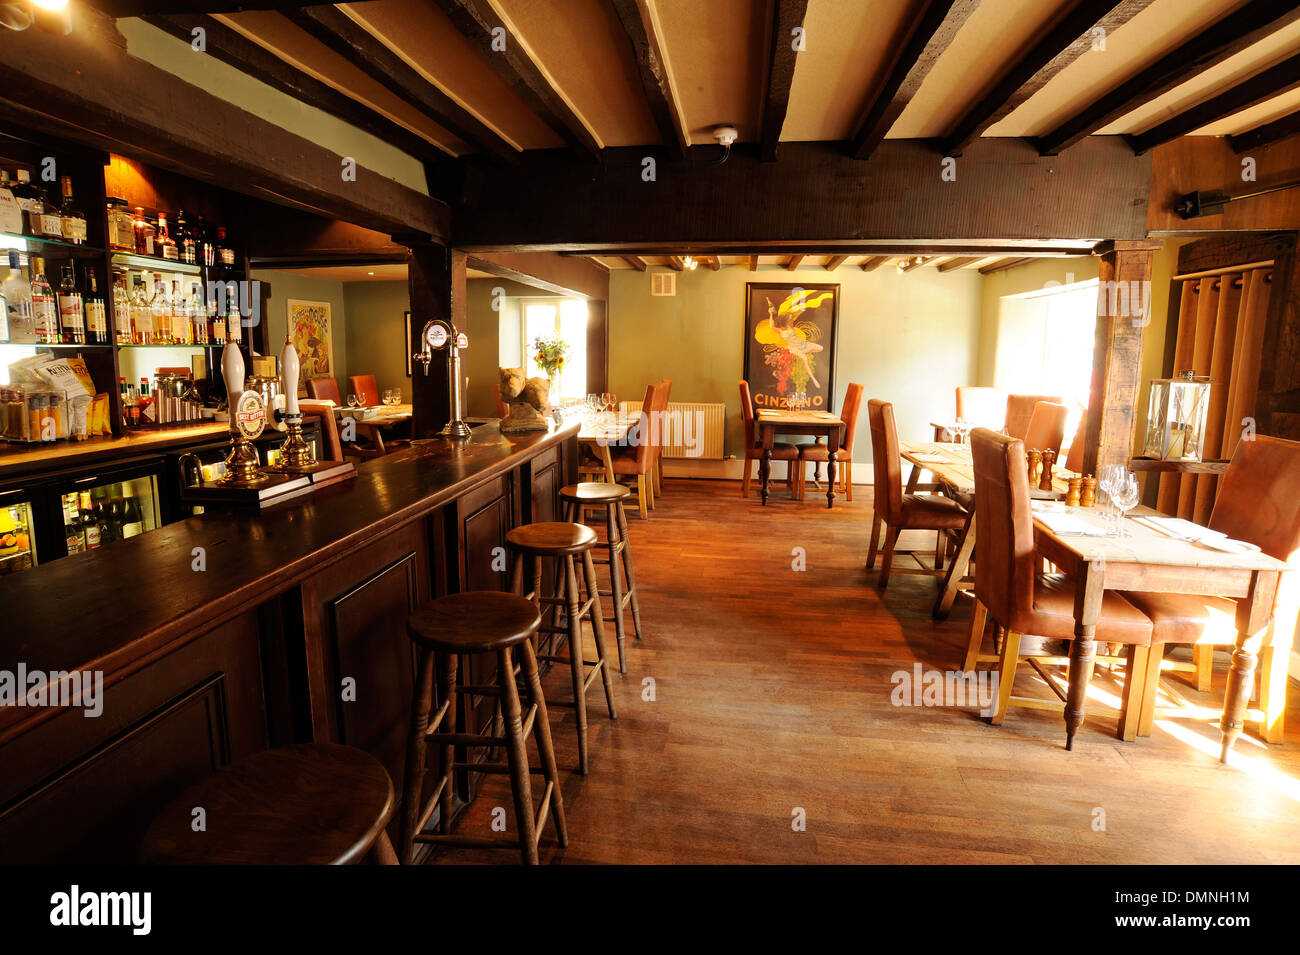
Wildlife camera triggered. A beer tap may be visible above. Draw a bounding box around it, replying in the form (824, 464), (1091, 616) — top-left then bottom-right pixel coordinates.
(412, 318), (471, 439)
(217, 340), (267, 487)
(268, 336), (315, 472)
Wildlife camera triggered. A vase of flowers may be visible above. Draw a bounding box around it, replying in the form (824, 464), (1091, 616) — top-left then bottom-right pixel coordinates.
(533, 335), (567, 398)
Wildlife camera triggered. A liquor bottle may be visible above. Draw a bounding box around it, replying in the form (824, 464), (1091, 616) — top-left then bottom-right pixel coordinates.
(58, 176), (87, 245)
(1, 251), (36, 343)
(80, 491), (101, 549)
(112, 276), (131, 344)
(138, 377), (155, 424)
(84, 271), (108, 345)
(35, 182), (63, 240)
(11, 170), (43, 237)
(151, 277), (171, 344)
(210, 294), (225, 345)
(177, 210), (197, 264)
(63, 493), (84, 555)
(133, 207), (155, 256)
(157, 213), (177, 261)
(56, 262), (85, 345)
(120, 493), (144, 538)
(129, 272), (153, 345)
(29, 256), (60, 345)
(217, 226), (234, 266)
(187, 281), (207, 345)
(225, 283), (242, 343)
(0, 170), (23, 235)
(198, 216), (214, 266)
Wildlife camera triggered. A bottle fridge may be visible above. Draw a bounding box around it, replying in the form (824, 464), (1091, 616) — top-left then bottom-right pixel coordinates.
(0, 486), (39, 577)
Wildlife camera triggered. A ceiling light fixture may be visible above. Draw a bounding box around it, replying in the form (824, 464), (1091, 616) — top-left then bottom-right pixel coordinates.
(682, 255), (699, 271)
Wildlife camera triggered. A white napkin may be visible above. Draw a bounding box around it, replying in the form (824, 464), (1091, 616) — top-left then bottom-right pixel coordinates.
(1035, 512), (1111, 537)
(1131, 516), (1261, 553)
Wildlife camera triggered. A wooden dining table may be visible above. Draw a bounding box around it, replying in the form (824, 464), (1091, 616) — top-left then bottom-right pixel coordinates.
(755, 409), (845, 508)
(575, 412), (638, 483)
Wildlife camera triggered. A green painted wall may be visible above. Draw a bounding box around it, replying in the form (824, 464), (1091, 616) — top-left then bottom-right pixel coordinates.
(252, 269), (348, 398)
(343, 280), (410, 401)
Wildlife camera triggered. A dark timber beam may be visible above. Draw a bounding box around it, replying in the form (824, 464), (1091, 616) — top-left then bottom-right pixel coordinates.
(1037, 0), (1300, 155)
(979, 257), (1035, 274)
(0, 8), (446, 240)
(610, 0), (688, 161)
(823, 255), (848, 271)
(92, 2), (301, 13)
(283, 5), (518, 165)
(900, 256), (930, 272)
(942, 0), (1152, 155)
(785, 255), (804, 270)
(431, 0), (601, 160)
(1127, 54), (1300, 156)
(706, 255), (721, 271)
(748, 255), (760, 271)
(667, 256), (686, 272)
(1229, 110), (1300, 153)
(850, 0), (980, 160)
(623, 255), (648, 272)
(143, 14), (449, 165)
(860, 256), (890, 272)
(938, 256), (979, 271)
(760, 0), (810, 162)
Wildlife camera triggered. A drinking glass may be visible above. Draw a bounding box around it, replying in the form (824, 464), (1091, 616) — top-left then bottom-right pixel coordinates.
(346, 393), (359, 410)
(1114, 475), (1140, 535)
(607, 393), (617, 415)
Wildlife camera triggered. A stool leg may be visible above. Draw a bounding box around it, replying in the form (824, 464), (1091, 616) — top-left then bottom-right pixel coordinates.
(399, 646), (437, 865)
(437, 653), (457, 835)
(564, 553), (591, 775)
(510, 551), (524, 596)
(369, 830), (400, 865)
(583, 548), (618, 720)
(520, 637), (567, 848)
(605, 502), (627, 673)
(497, 646), (539, 865)
(615, 501), (644, 641)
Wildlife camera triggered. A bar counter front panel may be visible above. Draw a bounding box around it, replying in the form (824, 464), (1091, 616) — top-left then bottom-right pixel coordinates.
(0, 420), (579, 863)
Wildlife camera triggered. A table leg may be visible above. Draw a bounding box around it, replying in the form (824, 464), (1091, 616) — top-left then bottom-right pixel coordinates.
(933, 511), (976, 619)
(825, 449), (836, 509)
(1220, 570), (1278, 761)
(759, 435), (772, 506)
(905, 463), (921, 493)
(1064, 562), (1105, 751)
(600, 444), (615, 484)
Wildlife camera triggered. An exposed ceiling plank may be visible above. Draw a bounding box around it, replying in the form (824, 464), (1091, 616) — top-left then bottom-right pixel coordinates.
(759, 0), (810, 162)
(942, 0), (1152, 155)
(1036, 0), (1300, 155)
(900, 256), (931, 272)
(561, 243), (1096, 256)
(859, 256), (890, 272)
(609, 0), (687, 161)
(91, 2), (302, 13)
(748, 255), (759, 271)
(430, 0), (601, 160)
(282, 6), (518, 165)
(705, 255), (721, 271)
(585, 256), (611, 272)
(1229, 109), (1300, 153)
(141, 14), (449, 166)
(786, 254), (804, 270)
(1126, 54), (1300, 155)
(622, 255), (648, 271)
(850, 0), (981, 160)
(938, 256), (980, 271)
(979, 257), (1035, 274)
(823, 255), (848, 271)
(667, 256), (686, 271)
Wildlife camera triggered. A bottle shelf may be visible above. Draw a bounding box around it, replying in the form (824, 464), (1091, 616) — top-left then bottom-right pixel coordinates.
(116, 343), (216, 350)
(6, 341), (113, 348)
(110, 251), (204, 275)
(0, 232), (105, 256)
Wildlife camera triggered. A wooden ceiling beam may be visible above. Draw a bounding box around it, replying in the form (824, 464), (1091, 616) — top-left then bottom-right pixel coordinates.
(850, 0), (980, 160)
(431, 0), (601, 160)
(785, 254), (804, 270)
(705, 255), (722, 271)
(1036, 0), (1300, 155)
(823, 255), (848, 271)
(938, 256), (980, 271)
(1126, 53), (1300, 155)
(759, 0), (810, 162)
(283, 6), (518, 165)
(1229, 109), (1300, 153)
(141, 14), (449, 166)
(622, 255), (648, 272)
(92, 2), (301, 13)
(859, 256), (890, 272)
(610, 0), (688, 162)
(748, 255), (760, 271)
(979, 257), (1035, 274)
(900, 256), (930, 272)
(942, 0), (1152, 155)
(667, 256), (686, 271)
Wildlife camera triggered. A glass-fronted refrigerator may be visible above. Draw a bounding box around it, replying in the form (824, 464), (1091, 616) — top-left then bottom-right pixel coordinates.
(44, 458), (162, 558)
(0, 486), (39, 577)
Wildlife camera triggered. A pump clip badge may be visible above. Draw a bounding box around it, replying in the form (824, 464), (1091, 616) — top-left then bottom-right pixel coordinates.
(234, 390), (266, 440)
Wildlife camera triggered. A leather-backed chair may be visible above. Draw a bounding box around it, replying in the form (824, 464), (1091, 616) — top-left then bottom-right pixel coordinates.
(1023, 401), (1069, 457)
(1005, 393), (1063, 441)
(796, 382), (864, 501)
(1121, 434), (1300, 742)
(1064, 413), (1089, 474)
(349, 374), (380, 408)
(963, 428), (1154, 742)
(955, 386), (1006, 430)
(739, 379), (799, 499)
(865, 399), (968, 588)
(651, 378), (672, 500)
(300, 399), (343, 462)
(306, 376), (342, 405)
(609, 382), (662, 519)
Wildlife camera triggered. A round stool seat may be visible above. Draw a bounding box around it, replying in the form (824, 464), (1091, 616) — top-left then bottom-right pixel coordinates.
(407, 591), (541, 652)
(506, 521), (598, 556)
(560, 481), (630, 503)
(140, 743), (394, 865)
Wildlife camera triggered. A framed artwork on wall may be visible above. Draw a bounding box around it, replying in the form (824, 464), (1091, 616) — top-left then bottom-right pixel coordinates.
(743, 283), (839, 412)
(288, 299), (333, 383)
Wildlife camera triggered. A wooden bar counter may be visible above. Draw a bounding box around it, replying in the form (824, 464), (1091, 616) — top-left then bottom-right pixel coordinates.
(0, 419), (579, 863)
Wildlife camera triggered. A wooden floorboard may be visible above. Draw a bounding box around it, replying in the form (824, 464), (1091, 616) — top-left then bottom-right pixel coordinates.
(429, 479), (1300, 865)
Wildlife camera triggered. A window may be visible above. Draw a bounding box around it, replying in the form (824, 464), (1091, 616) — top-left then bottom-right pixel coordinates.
(522, 299), (588, 399)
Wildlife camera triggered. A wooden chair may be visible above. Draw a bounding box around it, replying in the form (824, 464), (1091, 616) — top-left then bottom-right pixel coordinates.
(796, 382), (864, 501)
(962, 428), (1154, 741)
(1120, 434), (1300, 743)
(609, 382), (662, 519)
(305, 376), (383, 458)
(955, 386), (1006, 430)
(651, 377), (672, 500)
(1063, 413), (1088, 474)
(1023, 401), (1069, 457)
(1005, 393), (1063, 441)
(306, 376), (342, 405)
(300, 399), (343, 461)
(865, 399), (968, 588)
(349, 374), (380, 408)
(739, 379), (798, 499)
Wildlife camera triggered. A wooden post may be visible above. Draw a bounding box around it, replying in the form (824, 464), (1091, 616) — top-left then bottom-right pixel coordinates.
(1082, 240), (1163, 476)
(407, 245), (465, 437)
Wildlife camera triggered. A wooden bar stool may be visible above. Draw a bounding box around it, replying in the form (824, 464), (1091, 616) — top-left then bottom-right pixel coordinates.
(507, 521), (618, 775)
(399, 591), (566, 865)
(140, 743), (398, 865)
(559, 481), (643, 675)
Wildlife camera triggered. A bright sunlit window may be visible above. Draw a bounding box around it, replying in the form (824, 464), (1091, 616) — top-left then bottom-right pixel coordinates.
(523, 299), (588, 399)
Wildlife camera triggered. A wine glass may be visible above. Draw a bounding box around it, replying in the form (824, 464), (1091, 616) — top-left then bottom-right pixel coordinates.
(606, 393), (617, 415)
(1114, 474), (1140, 535)
(346, 393), (359, 410)
(1098, 464), (1120, 530)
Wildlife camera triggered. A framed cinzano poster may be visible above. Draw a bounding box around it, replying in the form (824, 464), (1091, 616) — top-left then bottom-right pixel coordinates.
(743, 283), (839, 412)
(288, 299), (333, 383)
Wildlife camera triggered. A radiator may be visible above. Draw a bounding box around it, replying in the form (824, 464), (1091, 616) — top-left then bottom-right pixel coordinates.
(617, 401), (726, 459)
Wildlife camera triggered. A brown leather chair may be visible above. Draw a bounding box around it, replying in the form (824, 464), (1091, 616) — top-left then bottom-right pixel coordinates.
(349, 374), (380, 408)
(1005, 393), (1063, 441)
(739, 379), (798, 499)
(963, 428), (1153, 741)
(796, 382), (864, 501)
(1063, 413), (1089, 474)
(610, 382), (663, 519)
(1121, 434), (1300, 742)
(865, 399), (968, 588)
(300, 399), (343, 462)
(955, 386), (1006, 430)
(1023, 401), (1069, 457)
(306, 376), (342, 405)
(651, 378), (672, 500)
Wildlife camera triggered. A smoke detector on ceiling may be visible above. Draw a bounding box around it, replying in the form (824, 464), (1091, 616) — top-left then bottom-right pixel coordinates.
(712, 126), (739, 147)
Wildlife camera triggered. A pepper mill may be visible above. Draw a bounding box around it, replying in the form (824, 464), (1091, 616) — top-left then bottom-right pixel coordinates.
(1081, 476), (1097, 508)
(1066, 476), (1083, 508)
(1027, 449), (1042, 487)
(1038, 449), (1056, 493)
